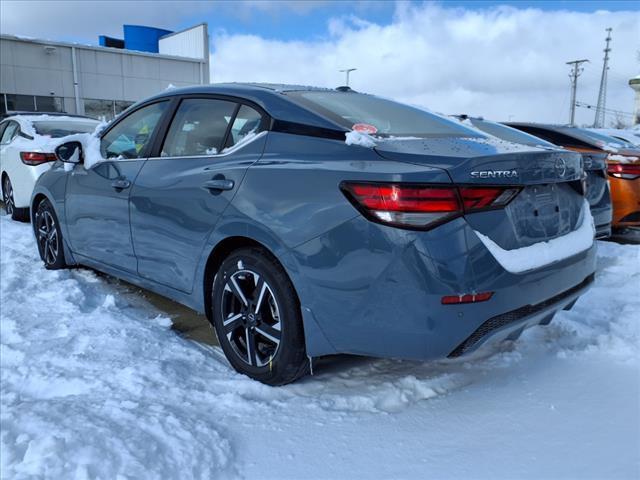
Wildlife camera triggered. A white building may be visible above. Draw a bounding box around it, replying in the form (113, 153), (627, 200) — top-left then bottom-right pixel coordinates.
(0, 24), (209, 120)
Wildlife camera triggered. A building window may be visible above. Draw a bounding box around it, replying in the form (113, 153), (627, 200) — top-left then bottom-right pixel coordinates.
(84, 99), (135, 121)
(2, 94), (65, 114)
(35, 96), (64, 113)
(115, 100), (134, 117)
(6, 94), (37, 112)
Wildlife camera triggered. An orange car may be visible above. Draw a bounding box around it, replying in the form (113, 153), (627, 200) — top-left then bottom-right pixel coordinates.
(606, 155), (640, 228)
(505, 123), (640, 232)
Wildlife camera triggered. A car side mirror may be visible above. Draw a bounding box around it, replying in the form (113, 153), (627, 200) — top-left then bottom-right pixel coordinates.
(55, 141), (83, 164)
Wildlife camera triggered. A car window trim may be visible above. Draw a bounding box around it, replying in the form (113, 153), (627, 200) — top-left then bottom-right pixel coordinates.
(148, 130), (268, 161)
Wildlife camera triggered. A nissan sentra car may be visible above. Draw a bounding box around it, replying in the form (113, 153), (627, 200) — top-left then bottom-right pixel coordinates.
(31, 84), (597, 385)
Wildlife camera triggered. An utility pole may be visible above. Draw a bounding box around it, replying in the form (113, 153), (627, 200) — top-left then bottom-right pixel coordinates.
(566, 59), (589, 125)
(593, 27), (612, 128)
(339, 68), (357, 87)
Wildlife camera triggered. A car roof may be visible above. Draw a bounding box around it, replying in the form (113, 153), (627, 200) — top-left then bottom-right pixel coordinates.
(141, 82), (353, 132)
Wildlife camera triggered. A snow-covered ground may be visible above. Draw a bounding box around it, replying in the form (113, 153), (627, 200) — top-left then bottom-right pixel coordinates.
(1, 213), (638, 480)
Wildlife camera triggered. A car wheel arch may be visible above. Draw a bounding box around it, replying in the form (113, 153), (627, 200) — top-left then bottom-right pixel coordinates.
(203, 236), (303, 323)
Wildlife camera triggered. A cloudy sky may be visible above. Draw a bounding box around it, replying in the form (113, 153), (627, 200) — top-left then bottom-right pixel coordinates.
(1, 1), (638, 126)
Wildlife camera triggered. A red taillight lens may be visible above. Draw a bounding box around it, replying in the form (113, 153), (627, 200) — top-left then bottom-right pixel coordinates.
(341, 182), (520, 230)
(607, 162), (640, 180)
(347, 184), (460, 212)
(20, 152), (57, 166)
(459, 187), (520, 210)
(441, 291), (494, 305)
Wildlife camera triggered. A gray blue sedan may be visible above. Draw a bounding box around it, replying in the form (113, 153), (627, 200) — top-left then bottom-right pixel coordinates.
(31, 84), (596, 384)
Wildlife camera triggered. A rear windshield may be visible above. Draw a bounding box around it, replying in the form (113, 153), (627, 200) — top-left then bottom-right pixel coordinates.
(286, 91), (482, 138)
(469, 118), (557, 148)
(33, 120), (99, 138)
(570, 129), (633, 150)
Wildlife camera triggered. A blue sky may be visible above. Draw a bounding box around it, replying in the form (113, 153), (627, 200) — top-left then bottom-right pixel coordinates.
(166, 1), (637, 43)
(2, 1), (638, 125)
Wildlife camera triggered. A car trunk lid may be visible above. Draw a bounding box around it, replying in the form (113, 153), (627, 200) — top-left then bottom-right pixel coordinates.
(374, 137), (588, 249)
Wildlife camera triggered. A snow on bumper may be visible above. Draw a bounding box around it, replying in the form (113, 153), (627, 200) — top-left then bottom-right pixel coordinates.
(474, 200), (595, 274)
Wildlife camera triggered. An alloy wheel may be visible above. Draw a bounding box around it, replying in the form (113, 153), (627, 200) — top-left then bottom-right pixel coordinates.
(2, 177), (14, 215)
(221, 269), (282, 367)
(37, 210), (59, 266)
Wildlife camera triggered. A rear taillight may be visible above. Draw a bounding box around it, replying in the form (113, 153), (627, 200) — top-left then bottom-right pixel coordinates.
(607, 162), (640, 180)
(341, 182), (520, 230)
(20, 152), (57, 166)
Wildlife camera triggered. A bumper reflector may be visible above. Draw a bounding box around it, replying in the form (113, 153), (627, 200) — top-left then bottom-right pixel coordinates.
(441, 291), (494, 305)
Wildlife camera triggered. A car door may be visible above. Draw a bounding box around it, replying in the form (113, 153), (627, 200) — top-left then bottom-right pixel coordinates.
(64, 101), (169, 272)
(130, 97), (267, 293)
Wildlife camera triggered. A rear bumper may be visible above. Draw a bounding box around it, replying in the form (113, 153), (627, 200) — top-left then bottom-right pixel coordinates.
(610, 176), (640, 227)
(448, 273), (594, 357)
(291, 214), (597, 360)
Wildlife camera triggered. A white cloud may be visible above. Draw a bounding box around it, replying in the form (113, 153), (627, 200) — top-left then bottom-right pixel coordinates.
(211, 3), (640, 126)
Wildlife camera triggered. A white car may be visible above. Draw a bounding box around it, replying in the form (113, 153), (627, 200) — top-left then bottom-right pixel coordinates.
(0, 114), (100, 221)
(589, 128), (640, 148)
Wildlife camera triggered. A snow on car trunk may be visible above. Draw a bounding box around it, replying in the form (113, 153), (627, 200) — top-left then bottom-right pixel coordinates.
(1, 214), (638, 479)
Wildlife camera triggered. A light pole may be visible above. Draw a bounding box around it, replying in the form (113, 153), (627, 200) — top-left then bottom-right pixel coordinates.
(339, 68), (357, 87)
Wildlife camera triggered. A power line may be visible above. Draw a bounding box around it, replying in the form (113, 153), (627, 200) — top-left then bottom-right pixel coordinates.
(566, 59), (589, 125)
(575, 101), (634, 117)
(593, 27), (613, 127)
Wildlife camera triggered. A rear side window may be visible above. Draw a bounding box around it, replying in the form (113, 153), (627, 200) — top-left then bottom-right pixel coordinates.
(161, 98), (237, 157)
(33, 120), (99, 138)
(286, 91), (480, 138)
(0, 122), (19, 145)
(224, 105), (264, 149)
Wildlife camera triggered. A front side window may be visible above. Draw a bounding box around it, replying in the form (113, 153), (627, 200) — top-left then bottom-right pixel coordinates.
(161, 98), (237, 157)
(0, 122), (19, 144)
(286, 91), (481, 138)
(101, 102), (168, 159)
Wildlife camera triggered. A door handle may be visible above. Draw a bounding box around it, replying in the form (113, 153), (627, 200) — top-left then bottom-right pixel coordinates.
(111, 178), (131, 190)
(202, 179), (234, 191)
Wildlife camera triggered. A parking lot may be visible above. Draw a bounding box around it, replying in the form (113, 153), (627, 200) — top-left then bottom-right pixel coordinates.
(1, 210), (638, 479)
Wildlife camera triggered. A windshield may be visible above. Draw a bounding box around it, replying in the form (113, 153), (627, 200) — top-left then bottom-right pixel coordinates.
(469, 118), (557, 148)
(286, 91), (482, 138)
(33, 120), (99, 138)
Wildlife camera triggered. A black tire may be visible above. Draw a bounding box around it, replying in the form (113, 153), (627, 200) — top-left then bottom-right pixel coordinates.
(211, 247), (309, 385)
(34, 199), (67, 270)
(2, 175), (29, 222)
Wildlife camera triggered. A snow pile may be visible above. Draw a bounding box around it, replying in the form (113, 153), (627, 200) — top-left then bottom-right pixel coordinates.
(1, 213), (638, 479)
(475, 200), (594, 273)
(221, 130), (261, 153)
(345, 130), (377, 148)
